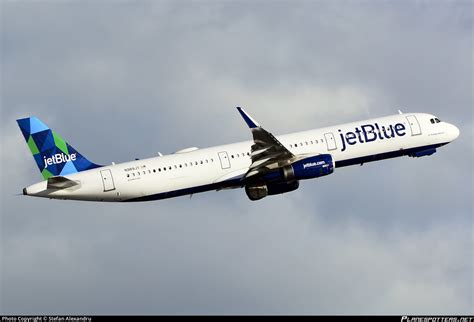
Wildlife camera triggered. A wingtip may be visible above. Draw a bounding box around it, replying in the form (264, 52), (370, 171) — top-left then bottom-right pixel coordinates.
(236, 107), (259, 129)
(236, 106), (245, 115)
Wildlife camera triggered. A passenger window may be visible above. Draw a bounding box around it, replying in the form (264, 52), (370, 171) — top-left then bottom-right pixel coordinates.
(305, 142), (308, 145)
(200, 160), (203, 164)
(169, 166), (172, 170)
(206, 159), (209, 163)
(179, 164), (182, 168)
(163, 168), (166, 171)
(127, 174), (130, 178)
(231, 155), (234, 158)
(158, 168), (161, 172)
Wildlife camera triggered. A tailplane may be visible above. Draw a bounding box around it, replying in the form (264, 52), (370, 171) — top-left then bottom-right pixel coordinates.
(17, 116), (102, 180)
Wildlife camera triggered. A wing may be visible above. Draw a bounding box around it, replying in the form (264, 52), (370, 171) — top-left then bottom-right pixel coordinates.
(237, 107), (295, 179)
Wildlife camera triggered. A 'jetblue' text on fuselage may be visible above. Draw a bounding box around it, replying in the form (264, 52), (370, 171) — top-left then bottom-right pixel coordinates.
(338, 123), (406, 152)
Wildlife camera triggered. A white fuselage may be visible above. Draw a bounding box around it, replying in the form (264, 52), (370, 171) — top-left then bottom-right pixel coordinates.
(23, 113), (459, 202)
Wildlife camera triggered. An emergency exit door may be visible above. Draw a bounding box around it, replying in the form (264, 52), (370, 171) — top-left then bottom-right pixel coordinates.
(324, 132), (337, 151)
(218, 151), (231, 169)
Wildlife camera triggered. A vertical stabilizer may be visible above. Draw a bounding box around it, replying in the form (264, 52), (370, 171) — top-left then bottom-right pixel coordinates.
(17, 116), (102, 180)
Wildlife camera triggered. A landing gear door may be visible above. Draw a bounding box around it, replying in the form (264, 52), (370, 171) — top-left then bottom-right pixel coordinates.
(100, 169), (116, 192)
(406, 115), (422, 136)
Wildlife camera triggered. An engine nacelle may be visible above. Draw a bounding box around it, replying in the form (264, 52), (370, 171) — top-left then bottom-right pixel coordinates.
(263, 154), (334, 182)
(245, 181), (300, 201)
(291, 154), (334, 180)
(244, 155), (334, 201)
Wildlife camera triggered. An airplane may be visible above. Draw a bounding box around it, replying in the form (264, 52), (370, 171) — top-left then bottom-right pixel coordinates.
(18, 107), (459, 202)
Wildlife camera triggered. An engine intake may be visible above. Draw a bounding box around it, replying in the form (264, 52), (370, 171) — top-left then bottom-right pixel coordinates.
(245, 181), (300, 201)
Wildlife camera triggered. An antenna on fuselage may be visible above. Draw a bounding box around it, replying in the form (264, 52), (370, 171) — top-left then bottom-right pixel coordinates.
(398, 109), (403, 115)
(157, 152), (163, 157)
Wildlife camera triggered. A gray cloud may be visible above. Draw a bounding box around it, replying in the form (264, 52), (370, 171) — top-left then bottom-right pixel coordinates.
(1, 0), (472, 314)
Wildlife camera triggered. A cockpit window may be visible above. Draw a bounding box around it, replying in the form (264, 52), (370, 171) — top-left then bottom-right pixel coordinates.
(430, 118), (435, 124)
(430, 118), (442, 124)
(435, 118), (441, 123)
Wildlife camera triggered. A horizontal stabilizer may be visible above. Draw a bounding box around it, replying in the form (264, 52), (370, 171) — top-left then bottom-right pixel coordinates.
(47, 176), (79, 190)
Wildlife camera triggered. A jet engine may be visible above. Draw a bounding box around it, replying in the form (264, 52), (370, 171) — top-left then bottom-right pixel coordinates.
(244, 154), (334, 201)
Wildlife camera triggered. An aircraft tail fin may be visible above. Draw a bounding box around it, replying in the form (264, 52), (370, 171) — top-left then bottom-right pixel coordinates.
(16, 116), (102, 180)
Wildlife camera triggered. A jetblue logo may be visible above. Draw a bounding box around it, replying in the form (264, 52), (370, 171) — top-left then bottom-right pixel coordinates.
(303, 161), (325, 169)
(43, 153), (77, 168)
(338, 123), (406, 152)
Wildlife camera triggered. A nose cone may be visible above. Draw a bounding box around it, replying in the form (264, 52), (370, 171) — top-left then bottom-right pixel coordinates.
(448, 123), (460, 141)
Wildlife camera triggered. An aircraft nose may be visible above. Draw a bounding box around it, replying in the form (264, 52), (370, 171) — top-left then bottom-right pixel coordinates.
(449, 123), (460, 141)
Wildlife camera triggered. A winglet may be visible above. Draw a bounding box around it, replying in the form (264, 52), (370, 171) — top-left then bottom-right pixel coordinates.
(237, 107), (260, 129)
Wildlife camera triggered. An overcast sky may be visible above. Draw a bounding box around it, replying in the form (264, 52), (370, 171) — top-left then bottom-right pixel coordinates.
(1, 0), (472, 315)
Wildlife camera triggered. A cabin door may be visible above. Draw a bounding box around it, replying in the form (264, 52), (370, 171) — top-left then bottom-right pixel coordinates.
(406, 115), (422, 136)
(100, 169), (116, 192)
